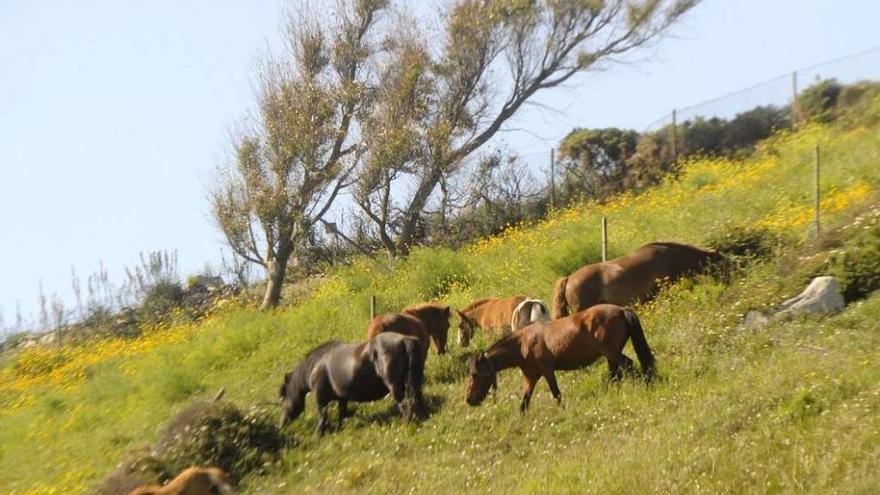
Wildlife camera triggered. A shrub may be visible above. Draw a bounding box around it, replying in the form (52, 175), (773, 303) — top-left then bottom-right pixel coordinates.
(94, 448), (169, 495)
(827, 216), (880, 302)
(705, 224), (785, 259)
(139, 280), (184, 321)
(155, 400), (286, 482)
(398, 247), (472, 301)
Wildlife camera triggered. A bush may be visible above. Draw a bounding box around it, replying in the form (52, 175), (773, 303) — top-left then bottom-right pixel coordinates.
(397, 247), (472, 301)
(155, 400), (286, 482)
(94, 448), (169, 495)
(139, 280), (184, 320)
(705, 224), (785, 259)
(827, 214), (880, 302)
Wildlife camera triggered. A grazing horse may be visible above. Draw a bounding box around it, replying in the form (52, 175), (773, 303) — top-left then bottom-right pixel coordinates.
(465, 304), (654, 413)
(457, 295), (530, 347)
(553, 241), (725, 318)
(510, 298), (550, 331)
(279, 333), (425, 435)
(128, 467), (234, 495)
(366, 303), (451, 355)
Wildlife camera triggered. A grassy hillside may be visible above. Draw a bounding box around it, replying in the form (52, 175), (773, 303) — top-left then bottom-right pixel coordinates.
(2, 103), (880, 493)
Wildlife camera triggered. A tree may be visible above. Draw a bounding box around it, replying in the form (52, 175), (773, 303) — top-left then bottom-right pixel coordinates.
(557, 127), (639, 201)
(354, 0), (698, 259)
(211, 0), (386, 309)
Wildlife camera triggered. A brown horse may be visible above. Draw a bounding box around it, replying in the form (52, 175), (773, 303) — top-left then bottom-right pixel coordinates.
(366, 303), (450, 355)
(465, 304), (654, 413)
(553, 241), (725, 318)
(128, 467), (234, 495)
(457, 296), (530, 347)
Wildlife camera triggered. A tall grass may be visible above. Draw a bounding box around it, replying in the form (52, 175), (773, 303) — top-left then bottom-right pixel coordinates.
(1, 112), (879, 494)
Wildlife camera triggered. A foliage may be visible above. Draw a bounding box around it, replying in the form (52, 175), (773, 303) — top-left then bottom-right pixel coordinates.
(557, 127), (639, 202)
(704, 224), (786, 259)
(210, 0), (387, 309)
(354, 0), (696, 258)
(826, 206), (880, 302)
(155, 400), (285, 482)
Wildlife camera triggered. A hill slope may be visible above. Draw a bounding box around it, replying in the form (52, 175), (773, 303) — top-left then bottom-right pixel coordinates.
(1, 110), (880, 493)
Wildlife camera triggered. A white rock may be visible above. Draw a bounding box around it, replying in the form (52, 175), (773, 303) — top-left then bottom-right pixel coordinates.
(775, 276), (845, 318)
(737, 276), (845, 331)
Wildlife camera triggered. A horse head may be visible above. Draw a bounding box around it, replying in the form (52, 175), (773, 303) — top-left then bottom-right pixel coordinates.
(465, 352), (496, 406)
(457, 310), (476, 348)
(278, 371), (305, 428)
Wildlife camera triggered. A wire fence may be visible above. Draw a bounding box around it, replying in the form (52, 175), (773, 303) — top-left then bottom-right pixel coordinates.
(513, 45), (880, 210)
(643, 45), (880, 142)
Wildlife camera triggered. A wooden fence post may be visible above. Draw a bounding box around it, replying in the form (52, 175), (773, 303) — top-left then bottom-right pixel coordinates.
(370, 295), (376, 320)
(550, 148), (556, 208)
(601, 216), (608, 262)
(814, 144), (821, 238)
(792, 71), (800, 130)
(671, 109), (678, 163)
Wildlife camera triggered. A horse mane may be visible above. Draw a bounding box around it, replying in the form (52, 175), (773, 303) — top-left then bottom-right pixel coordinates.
(284, 340), (341, 397)
(404, 302), (449, 316)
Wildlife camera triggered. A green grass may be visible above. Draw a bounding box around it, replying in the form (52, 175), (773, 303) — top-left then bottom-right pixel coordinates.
(1, 107), (880, 494)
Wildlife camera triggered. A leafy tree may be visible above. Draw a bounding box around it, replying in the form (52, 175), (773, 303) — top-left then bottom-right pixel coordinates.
(557, 127), (639, 201)
(210, 0), (386, 309)
(355, 0), (699, 259)
(799, 78), (842, 123)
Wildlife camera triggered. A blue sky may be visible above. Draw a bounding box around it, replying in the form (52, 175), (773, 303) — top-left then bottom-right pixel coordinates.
(1, 0), (879, 331)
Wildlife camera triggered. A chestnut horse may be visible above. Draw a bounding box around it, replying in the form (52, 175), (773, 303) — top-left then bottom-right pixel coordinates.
(465, 304), (654, 413)
(553, 242), (725, 318)
(457, 296), (531, 347)
(366, 303), (451, 355)
(128, 467), (234, 495)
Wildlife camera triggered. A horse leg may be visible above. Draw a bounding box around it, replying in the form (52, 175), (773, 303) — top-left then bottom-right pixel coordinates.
(544, 371), (563, 406)
(607, 354), (635, 382)
(520, 373), (539, 414)
(316, 401), (331, 436)
(313, 384), (334, 436)
(337, 399), (349, 430)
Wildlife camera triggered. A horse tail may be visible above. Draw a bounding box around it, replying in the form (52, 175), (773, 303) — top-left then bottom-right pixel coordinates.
(403, 338), (425, 421)
(623, 308), (655, 380)
(553, 276), (570, 319)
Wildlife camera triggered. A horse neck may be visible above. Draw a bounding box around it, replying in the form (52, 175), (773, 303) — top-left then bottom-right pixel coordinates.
(485, 335), (523, 372)
(287, 362), (314, 400)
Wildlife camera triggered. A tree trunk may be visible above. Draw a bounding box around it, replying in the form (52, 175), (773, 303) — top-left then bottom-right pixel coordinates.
(260, 245), (292, 310)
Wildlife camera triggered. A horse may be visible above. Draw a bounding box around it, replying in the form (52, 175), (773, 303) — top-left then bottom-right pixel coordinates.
(457, 295), (531, 347)
(128, 467), (234, 495)
(510, 298), (550, 331)
(553, 241), (726, 318)
(465, 304), (654, 413)
(279, 333), (425, 435)
(366, 303), (451, 355)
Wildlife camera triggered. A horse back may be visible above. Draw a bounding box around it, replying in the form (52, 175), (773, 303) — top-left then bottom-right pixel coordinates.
(365, 312), (429, 357)
(538, 305), (628, 370)
(480, 295), (526, 330)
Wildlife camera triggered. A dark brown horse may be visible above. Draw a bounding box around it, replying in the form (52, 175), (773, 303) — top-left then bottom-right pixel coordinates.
(366, 303), (451, 355)
(465, 304), (654, 413)
(457, 295), (529, 347)
(553, 241), (725, 318)
(279, 333), (425, 435)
